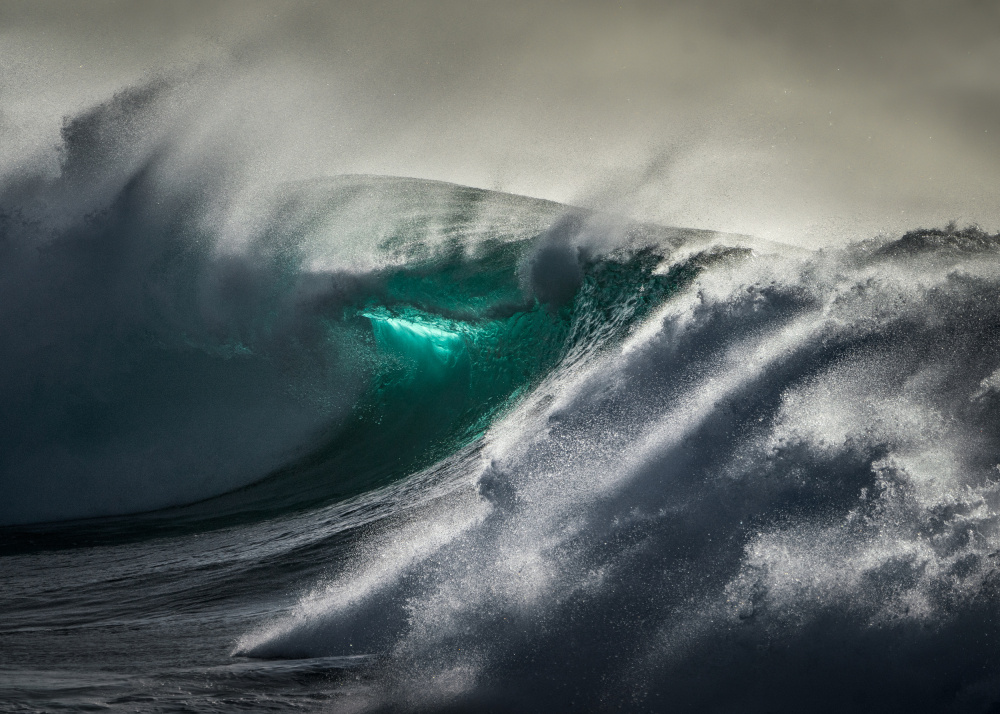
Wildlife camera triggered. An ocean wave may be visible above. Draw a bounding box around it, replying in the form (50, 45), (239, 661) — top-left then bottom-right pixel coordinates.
(4, 81), (1000, 713)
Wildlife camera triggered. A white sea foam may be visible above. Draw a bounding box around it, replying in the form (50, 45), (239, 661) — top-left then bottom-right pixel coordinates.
(239, 224), (1000, 711)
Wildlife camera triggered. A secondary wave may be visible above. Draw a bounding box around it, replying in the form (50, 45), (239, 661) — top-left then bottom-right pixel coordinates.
(236, 224), (1000, 713)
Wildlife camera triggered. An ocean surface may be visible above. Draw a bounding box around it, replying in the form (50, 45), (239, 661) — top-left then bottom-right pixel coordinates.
(3, 89), (1000, 713)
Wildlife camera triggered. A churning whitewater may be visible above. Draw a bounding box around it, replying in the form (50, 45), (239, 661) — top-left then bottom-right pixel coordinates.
(3, 87), (1000, 713)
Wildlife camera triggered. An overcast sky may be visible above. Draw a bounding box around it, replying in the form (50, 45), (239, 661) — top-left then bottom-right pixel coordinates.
(2, 0), (998, 245)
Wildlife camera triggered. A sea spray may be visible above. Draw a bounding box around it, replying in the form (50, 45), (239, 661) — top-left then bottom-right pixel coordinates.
(237, 224), (1000, 713)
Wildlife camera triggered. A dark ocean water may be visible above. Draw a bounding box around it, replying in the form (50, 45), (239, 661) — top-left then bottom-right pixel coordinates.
(3, 86), (1000, 713)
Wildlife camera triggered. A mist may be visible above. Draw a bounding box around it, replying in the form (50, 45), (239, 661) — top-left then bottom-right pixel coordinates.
(2, 0), (997, 246)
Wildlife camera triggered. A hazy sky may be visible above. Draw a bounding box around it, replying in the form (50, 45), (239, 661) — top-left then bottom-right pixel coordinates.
(2, 0), (998, 244)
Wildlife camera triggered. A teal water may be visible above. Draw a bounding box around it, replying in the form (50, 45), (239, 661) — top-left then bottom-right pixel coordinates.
(229, 241), (713, 519)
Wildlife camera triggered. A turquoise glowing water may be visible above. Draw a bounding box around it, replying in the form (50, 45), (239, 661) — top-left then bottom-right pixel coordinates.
(268, 241), (708, 517)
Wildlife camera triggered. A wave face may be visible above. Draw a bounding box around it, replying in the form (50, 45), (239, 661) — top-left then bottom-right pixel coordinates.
(0, 80), (576, 526)
(0, 157), (698, 528)
(4, 89), (1000, 713)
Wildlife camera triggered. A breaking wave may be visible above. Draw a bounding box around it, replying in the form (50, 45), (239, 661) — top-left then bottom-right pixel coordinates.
(4, 82), (1000, 713)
